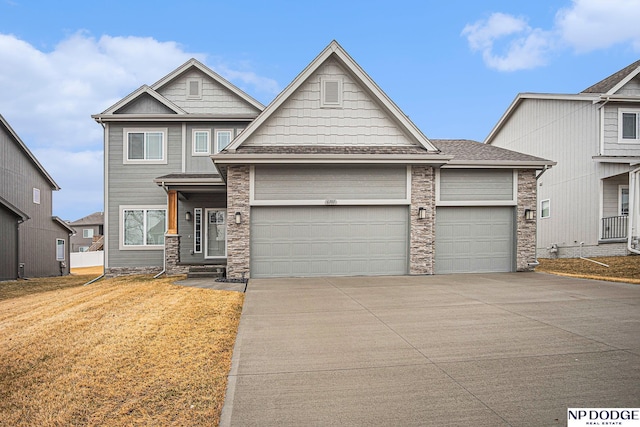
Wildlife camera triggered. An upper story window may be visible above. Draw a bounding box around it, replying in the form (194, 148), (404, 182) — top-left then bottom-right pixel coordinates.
(216, 129), (233, 152)
(33, 188), (40, 204)
(321, 78), (342, 108)
(83, 229), (94, 239)
(123, 128), (167, 164)
(186, 78), (202, 99)
(619, 109), (640, 142)
(192, 129), (211, 156)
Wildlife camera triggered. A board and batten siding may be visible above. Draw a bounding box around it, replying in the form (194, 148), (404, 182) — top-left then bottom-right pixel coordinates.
(0, 207), (19, 280)
(244, 58), (415, 147)
(157, 69), (260, 116)
(490, 98), (602, 250)
(106, 123), (182, 268)
(253, 165), (408, 202)
(439, 169), (513, 202)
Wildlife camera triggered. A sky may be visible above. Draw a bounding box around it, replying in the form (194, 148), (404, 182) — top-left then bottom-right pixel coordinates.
(1, 0), (639, 221)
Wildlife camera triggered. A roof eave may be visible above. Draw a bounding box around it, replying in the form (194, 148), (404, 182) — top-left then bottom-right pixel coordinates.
(92, 113), (259, 122)
(443, 160), (556, 169)
(211, 153), (453, 166)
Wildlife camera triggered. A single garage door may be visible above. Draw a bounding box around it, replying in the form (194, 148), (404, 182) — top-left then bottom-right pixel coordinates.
(251, 205), (409, 278)
(435, 206), (515, 274)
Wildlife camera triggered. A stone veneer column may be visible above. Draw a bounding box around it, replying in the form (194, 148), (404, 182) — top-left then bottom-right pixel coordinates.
(517, 169), (537, 271)
(410, 165), (435, 274)
(226, 165), (251, 279)
(165, 234), (188, 275)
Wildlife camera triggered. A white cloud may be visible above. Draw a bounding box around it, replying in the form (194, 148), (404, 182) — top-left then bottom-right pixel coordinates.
(462, 0), (640, 71)
(0, 32), (279, 220)
(556, 0), (640, 52)
(461, 13), (553, 71)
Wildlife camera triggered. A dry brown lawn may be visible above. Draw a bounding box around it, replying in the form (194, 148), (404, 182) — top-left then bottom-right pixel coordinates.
(537, 255), (640, 284)
(0, 274), (244, 426)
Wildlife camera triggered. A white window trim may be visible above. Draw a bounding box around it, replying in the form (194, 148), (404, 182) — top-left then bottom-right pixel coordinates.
(186, 77), (202, 100)
(619, 185), (629, 216)
(56, 239), (65, 261)
(215, 129), (233, 153)
(123, 128), (168, 165)
(192, 129), (211, 156)
(33, 188), (40, 204)
(119, 205), (167, 250)
(618, 108), (640, 143)
(83, 229), (94, 239)
(204, 208), (227, 259)
(320, 78), (343, 108)
(541, 199), (551, 219)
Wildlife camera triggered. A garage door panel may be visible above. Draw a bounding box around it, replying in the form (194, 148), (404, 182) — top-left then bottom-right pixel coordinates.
(435, 207), (514, 274)
(251, 206), (408, 278)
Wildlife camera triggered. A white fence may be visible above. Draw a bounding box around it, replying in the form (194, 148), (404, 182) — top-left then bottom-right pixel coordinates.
(70, 251), (104, 268)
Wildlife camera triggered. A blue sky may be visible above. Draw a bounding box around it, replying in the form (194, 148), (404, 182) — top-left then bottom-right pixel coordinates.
(1, 0), (639, 221)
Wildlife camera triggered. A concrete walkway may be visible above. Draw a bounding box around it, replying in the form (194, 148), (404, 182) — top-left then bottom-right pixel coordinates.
(220, 273), (640, 426)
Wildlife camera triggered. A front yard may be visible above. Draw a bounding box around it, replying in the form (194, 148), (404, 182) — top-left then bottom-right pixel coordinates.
(536, 255), (640, 284)
(0, 273), (243, 426)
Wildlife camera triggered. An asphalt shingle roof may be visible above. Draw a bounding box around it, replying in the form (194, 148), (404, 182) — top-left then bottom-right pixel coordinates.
(581, 59), (640, 93)
(432, 139), (550, 162)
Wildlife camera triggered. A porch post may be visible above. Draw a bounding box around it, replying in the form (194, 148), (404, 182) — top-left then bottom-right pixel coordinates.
(167, 190), (178, 234)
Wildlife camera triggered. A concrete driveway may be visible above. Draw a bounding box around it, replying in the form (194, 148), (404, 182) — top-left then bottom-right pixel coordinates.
(220, 273), (640, 426)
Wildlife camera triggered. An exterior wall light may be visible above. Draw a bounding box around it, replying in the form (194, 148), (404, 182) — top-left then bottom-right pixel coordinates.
(185, 211), (192, 221)
(235, 212), (242, 224)
(418, 207), (427, 220)
(524, 209), (536, 220)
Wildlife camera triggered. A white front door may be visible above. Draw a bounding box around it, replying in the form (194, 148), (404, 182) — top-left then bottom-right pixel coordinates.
(205, 209), (226, 259)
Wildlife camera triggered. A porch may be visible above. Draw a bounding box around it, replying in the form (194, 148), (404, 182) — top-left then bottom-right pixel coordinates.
(600, 173), (629, 241)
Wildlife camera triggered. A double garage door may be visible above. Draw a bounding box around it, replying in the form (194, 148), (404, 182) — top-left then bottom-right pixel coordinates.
(251, 206), (409, 278)
(250, 205), (515, 278)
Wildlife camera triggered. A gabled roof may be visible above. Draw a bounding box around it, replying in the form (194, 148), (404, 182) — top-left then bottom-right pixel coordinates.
(68, 211), (104, 226)
(0, 114), (60, 190)
(151, 58), (265, 112)
(582, 59), (640, 94)
(225, 40), (438, 153)
(97, 85), (187, 116)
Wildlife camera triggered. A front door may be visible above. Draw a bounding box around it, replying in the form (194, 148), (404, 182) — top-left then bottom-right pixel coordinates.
(205, 209), (226, 259)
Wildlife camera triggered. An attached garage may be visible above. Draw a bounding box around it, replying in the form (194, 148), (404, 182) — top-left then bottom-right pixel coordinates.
(434, 168), (518, 274)
(435, 206), (515, 274)
(251, 205), (409, 278)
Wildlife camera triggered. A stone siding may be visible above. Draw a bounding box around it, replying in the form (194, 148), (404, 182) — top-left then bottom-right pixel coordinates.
(410, 166), (435, 274)
(105, 266), (163, 278)
(165, 234), (189, 275)
(537, 242), (630, 259)
(226, 165), (251, 279)
(516, 169), (537, 271)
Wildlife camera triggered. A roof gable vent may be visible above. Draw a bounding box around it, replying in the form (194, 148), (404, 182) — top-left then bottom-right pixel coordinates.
(321, 78), (342, 107)
(186, 78), (202, 99)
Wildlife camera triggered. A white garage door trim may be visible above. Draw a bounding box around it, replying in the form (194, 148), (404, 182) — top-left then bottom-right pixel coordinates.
(251, 205), (409, 278)
(435, 206), (515, 274)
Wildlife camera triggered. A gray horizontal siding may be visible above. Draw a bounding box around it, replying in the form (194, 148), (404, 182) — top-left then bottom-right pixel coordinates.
(439, 169), (513, 201)
(254, 165), (407, 201)
(603, 104), (640, 156)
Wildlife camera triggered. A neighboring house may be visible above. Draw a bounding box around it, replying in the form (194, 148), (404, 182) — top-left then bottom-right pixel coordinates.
(0, 114), (73, 280)
(486, 60), (640, 259)
(68, 211), (104, 252)
(93, 41), (553, 279)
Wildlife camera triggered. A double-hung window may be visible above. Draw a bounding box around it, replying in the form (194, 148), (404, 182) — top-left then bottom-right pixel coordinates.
(193, 129), (210, 155)
(83, 229), (94, 239)
(124, 128), (167, 164)
(121, 206), (166, 249)
(619, 110), (640, 141)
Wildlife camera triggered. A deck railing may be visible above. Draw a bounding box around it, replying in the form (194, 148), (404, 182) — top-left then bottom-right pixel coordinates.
(601, 216), (628, 240)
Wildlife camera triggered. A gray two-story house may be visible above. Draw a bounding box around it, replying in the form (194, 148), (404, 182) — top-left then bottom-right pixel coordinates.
(94, 41), (553, 279)
(1, 114), (73, 280)
(486, 60), (640, 258)
(68, 211), (104, 252)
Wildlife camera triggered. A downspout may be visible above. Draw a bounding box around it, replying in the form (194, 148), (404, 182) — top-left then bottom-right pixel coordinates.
(85, 117), (107, 286)
(628, 165), (640, 255)
(154, 181), (168, 278)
